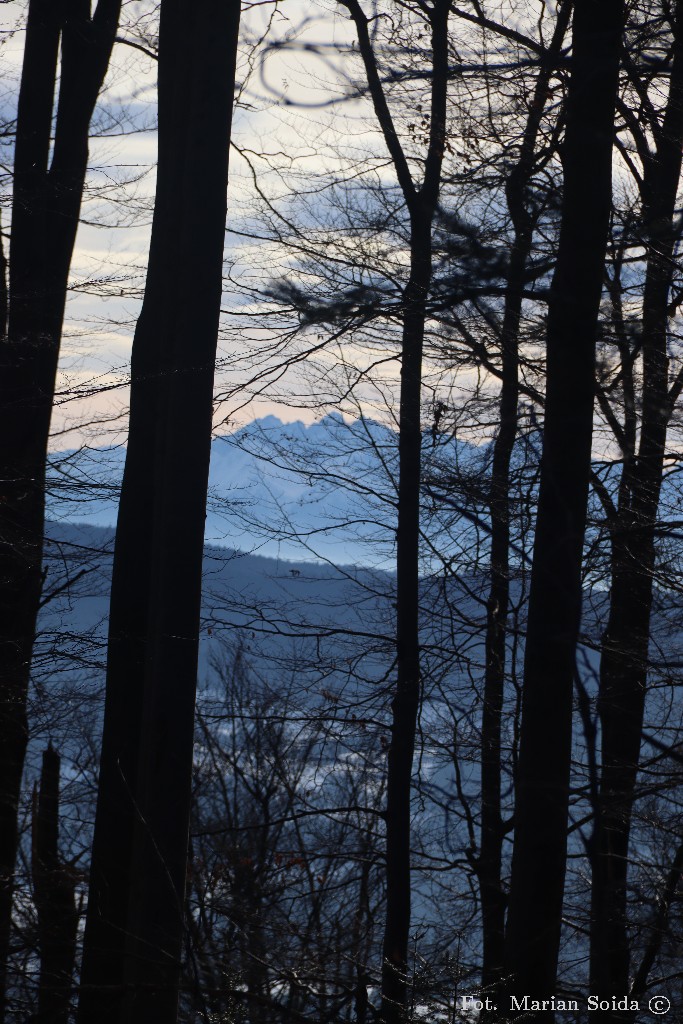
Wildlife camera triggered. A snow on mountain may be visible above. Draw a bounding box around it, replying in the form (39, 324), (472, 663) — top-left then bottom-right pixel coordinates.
(46, 414), (390, 563)
(46, 413), (486, 566)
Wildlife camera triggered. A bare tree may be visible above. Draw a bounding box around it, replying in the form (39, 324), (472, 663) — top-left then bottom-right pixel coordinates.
(589, 2), (683, 1014)
(0, 2), (120, 1013)
(331, 3), (453, 1019)
(185, 650), (385, 1024)
(77, 2), (241, 1021)
(470, 3), (571, 1000)
(504, 0), (626, 1013)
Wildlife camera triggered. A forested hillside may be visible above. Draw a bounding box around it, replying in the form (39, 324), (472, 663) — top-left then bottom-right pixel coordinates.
(1, 1), (683, 1022)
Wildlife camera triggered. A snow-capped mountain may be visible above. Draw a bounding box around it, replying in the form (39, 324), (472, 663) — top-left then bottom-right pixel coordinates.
(46, 413), (486, 566)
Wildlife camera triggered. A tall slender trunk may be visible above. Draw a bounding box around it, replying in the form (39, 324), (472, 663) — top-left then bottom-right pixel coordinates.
(376, 6), (451, 1018)
(0, 3), (120, 1015)
(31, 745), (78, 1024)
(503, 1), (625, 1016)
(381, 215), (432, 1024)
(335, 2), (451, 1020)
(77, 4), (240, 1023)
(478, 5), (571, 998)
(479, 240), (522, 1000)
(590, 8), (683, 1015)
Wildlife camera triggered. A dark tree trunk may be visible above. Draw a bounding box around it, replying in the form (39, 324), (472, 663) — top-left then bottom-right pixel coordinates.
(590, 8), (683, 1016)
(479, 219), (526, 1010)
(31, 745), (78, 1024)
(503, 0), (625, 1017)
(381, 214), (432, 1024)
(77, 3), (240, 1023)
(478, 6), (571, 1001)
(335, 2), (451, 1020)
(0, 2), (120, 1016)
(376, 5), (451, 1020)
(0, 218), (7, 343)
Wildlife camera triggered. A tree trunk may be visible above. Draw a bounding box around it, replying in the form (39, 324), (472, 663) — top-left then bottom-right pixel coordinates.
(590, 7), (683, 1016)
(31, 745), (78, 1024)
(375, 4), (451, 1018)
(0, 2), (120, 1016)
(503, 0), (625, 1017)
(77, 3), (240, 1023)
(381, 216), (432, 1024)
(478, 6), (571, 1000)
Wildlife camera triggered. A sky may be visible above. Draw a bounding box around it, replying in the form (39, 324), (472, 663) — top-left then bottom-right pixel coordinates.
(0, 0), (586, 454)
(3, 0), (381, 448)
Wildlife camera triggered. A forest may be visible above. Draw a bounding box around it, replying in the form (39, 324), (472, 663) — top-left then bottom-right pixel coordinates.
(1, 0), (682, 1022)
